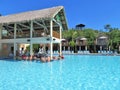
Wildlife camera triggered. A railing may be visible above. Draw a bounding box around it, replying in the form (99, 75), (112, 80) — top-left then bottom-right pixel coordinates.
(2, 30), (60, 39)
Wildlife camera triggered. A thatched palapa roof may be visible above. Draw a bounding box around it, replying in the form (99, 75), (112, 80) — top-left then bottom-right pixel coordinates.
(0, 6), (68, 30)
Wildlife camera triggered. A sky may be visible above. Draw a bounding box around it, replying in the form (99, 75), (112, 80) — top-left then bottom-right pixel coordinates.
(0, 0), (120, 30)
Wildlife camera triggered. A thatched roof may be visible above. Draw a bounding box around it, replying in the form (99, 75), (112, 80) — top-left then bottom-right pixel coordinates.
(0, 6), (64, 24)
(98, 36), (108, 39)
(76, 37), (87, 40)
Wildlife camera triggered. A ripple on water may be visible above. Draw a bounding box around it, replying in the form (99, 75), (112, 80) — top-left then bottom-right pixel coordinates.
(0, 55), (120, 90)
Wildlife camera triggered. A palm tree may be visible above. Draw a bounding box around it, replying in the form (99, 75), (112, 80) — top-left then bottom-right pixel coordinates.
(104, 24), (111, 32)
(69, 40), (75, 52)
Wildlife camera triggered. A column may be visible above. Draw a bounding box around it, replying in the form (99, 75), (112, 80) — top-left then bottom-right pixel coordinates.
(14, 23), (17, 59)
(79, 46), (81, 51)
(68, 46), (70, 51)
(30, 21), (33, 56)
(0, 24), (2, 51)
(50, 20), (53, 59)
(119, 45), (120, 52)
(109, 46), (110, 51)
(64, 46), (65, 51)
(59, 25), (62, 56)
(85, 45), (87, 51)
(0, 24), (2, 56)
(100, 45), (102, 53)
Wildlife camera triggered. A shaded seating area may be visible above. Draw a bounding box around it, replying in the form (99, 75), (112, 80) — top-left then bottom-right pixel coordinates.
(0, 6), (68, 61)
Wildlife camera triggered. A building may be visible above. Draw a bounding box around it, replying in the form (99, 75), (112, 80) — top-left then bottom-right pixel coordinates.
(0, 6), (68, 59)
(96, 35), (108, 51)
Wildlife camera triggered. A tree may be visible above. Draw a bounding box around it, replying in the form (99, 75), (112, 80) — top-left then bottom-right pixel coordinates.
(69, 40), (75, 47)
(62, 27), (120, 53)
(62, 30), (73, 40)
(72, 31), (77, 40)
(26, 44), (39, 51)
(109, 29), (120, 51)
(69, 40), (75, 51)
(104, 24), (111, 32)
(83, 29), (97, 45)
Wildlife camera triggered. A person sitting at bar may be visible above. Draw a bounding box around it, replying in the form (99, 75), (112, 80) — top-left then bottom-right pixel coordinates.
(16, 50), (22, 60)
(38, 46), (44, 54)
(21, 49), (30, 60)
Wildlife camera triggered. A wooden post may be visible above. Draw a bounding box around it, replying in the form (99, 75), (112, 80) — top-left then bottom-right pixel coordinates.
(109, 46), (110, 51)
(59, 25), (62, 56)
(100, 45), (102, 53)
(85, 45), (87, 51)
(30, 21), (33, 56)
(50, 20), (53, 59)
(14, 23), (17, 59)
(79, 46), (81, 51)
(0, 24), (2, 52)
(64, 46), (65, 51)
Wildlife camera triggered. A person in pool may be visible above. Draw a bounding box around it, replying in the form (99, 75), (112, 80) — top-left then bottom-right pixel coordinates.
(39, 55), (51, 62)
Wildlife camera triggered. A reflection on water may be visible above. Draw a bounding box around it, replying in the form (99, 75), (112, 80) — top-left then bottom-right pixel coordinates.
(0, 55), (120, 90)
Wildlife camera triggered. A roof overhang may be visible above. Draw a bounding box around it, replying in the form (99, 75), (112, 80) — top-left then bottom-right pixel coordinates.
(0, 6), (68, 30)
(0, 37), (61, 44)
(80, 38), (87, 40)
(99, 36), (107, 39)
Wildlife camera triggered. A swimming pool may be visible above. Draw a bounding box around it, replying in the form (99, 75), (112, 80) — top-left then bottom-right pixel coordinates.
(0, 55), (120, 90)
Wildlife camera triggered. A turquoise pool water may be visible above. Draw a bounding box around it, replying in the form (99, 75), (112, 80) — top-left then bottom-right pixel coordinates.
(0, 55), (120, 90)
